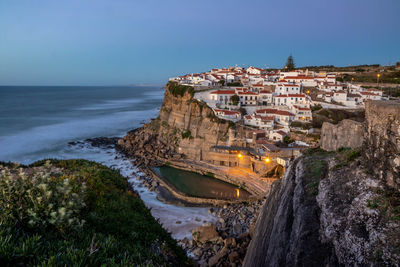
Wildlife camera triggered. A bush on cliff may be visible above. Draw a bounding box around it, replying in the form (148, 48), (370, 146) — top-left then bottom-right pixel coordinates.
(0, 159), (188, 266)
(167, 81), (194, 97)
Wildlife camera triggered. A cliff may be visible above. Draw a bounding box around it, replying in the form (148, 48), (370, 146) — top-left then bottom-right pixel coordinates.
(244, 100), (400, 266)
(364, 100), (400, 191)
(244, 150), (400, 266)
(118, 83), (245, 164)
(117, 84), (275, 196)
(320, 119), (364, 151)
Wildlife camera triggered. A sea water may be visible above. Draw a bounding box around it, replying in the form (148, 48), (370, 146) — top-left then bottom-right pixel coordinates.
(0, 86), (215, 239)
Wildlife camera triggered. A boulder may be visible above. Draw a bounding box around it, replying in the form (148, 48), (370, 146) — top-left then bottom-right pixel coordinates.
(192, 225), (220, 244)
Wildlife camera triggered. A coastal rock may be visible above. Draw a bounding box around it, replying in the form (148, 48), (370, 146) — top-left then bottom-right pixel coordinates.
(192, 225), (220, 244)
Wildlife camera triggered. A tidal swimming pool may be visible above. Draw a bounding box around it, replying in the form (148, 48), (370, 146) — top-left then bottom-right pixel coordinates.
(153, 166), (251, 200)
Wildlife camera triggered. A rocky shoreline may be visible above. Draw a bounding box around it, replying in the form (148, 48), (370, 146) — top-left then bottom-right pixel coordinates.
(83, 136), (265, 265)
(179, 200), (264, 266)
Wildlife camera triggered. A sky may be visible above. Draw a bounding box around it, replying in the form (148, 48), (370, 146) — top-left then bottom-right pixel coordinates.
(0, 0), (399, 86)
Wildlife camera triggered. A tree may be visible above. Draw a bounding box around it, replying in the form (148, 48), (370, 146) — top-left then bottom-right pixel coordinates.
(285, 55), (295, 71)
(230, 95), (240, 105)
(218, 80), (225, 86)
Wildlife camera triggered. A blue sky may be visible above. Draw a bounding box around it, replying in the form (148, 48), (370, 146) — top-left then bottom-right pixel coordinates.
(0, 0), (399, 85)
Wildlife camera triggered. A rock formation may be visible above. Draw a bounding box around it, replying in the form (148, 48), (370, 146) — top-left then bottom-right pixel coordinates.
(364, 100), (400, 191)
(244, 100), (400, 266)
(118, 83), (246, 165)
(320, 119), (364, 151)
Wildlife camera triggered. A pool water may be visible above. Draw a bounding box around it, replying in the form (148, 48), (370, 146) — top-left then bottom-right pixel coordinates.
(153, 166), (251, 200)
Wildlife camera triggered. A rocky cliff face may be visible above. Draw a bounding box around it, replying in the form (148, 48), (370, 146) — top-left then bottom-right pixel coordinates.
(364, 100), (400, 191)
(320, 119), (364, 151)
(243, 155), (337, 267)
(118, 84), (245, 166)
(245, 100), (400, 266)
(244, 151), (400, 266)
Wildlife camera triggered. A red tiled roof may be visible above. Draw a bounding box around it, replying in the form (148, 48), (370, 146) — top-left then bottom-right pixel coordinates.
(210, 90), (236, 95)
(287, 94), (305, 97)
(275, 110), (294, 116)
(259, 90), (272, 94)
(256, 109), (277, 114)
(238, 91), (258, 95)
(360, 92), (379, 96)
(214, 109), (240, 115)
(276, 130), (287, 136)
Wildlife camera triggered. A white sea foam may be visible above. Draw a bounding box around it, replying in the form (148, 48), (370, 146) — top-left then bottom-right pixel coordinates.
(0, 108), (159, 164)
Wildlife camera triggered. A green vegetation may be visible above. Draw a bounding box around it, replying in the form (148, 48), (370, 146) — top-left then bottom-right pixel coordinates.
(333, 147), (361, 169)
(228, 121), (236, 128)
(181, 130), (192, 139)
(312, 108), (365, 128)
(366, 188), (400, 221)
(311, 104), (322, 111)
(218, 80), (225, 86)
(285, 55), (295, 71)
(290, 121), (312, 130)
(0, 160), (188, 266)
(205, 172), (215, 178)
(226, 82), (241, 87)
(304, 159), (328, 196)
(302, 147), (334, 157)
(283, 135), (294, 144)
(230, 95), (240, 106)
(238, 107), (247, 116)
(167, 81), (194, 97)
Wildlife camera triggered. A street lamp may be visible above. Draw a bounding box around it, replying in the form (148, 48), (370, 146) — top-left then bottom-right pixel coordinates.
(377, 73), (381, 86)
(265, 157), (270, 163)
(237, 153), (243, 159)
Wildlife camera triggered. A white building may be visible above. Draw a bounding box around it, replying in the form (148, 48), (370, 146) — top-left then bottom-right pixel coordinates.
(258, 90), (273, 105)
(213, 109), (241, 121)
(275, 83), (301, 95)
(360, 92), (382, 101)
(269, 130), (288, 142)
(292, 105), (312, 121)
(238, 91), (258, 106)
(273, 94), (308, 107)
(244, 115), (274, 130)
(210, 90), (236, 105)
(332, 90), (347, 104)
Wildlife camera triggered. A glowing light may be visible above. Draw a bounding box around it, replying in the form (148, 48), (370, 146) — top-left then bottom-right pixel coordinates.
(237, 153), (243, 159)
(265, 157), (271, 163)
(306, 90), (310, 94)
(236, 188), (240, 198)
(377, 73), (381, 78)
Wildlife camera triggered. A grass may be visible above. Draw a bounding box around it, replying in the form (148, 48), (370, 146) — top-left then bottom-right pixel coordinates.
(333, 147), (361, 169)
(0, 159), (189, 266)
(366, 188), (400, 221)
(304, 159), (328, 196)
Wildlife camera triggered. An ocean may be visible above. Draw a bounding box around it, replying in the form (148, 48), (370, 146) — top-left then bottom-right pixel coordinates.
(0, 85), (215, 239)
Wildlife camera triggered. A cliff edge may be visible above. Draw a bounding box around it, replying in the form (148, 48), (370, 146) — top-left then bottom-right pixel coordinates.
(244, 100), (400, 266)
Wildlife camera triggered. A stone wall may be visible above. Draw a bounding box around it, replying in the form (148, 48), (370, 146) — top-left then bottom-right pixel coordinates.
(364, 100), (400, 191)
(320, 119), (364, 151)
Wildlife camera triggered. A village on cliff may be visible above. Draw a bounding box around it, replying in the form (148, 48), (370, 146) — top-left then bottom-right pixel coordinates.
(167, 63), (390, 173)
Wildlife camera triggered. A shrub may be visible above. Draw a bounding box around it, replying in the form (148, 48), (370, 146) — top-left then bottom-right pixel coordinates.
(0, 159), (189, 266)
(311, 104), (322, 111)
(167, 81), (194, 97)
(181, 130), (192, 139)
(0, 161), (86, 232)
(230, 95), (240, 106)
